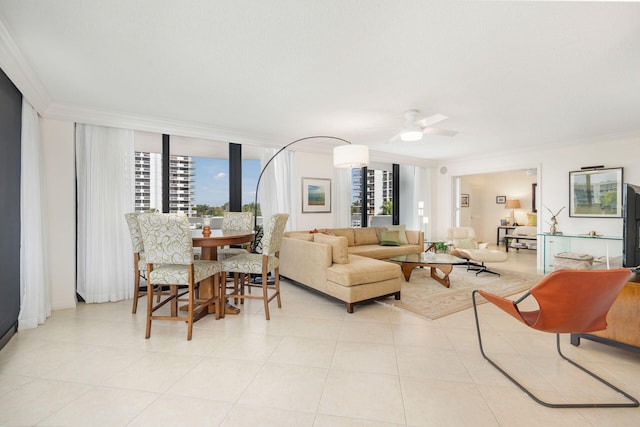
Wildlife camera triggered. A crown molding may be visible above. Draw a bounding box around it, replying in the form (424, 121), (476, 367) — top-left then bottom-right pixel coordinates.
(44, 101), (287, 147)
(441, 128), (640, 165)
(0, 16), (51, 113)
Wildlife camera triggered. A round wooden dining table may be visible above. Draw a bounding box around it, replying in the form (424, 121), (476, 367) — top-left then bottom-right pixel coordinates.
(192, 229), (255, 315)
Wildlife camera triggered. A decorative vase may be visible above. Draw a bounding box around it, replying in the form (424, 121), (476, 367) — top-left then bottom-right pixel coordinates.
(202, 225), (211, 237)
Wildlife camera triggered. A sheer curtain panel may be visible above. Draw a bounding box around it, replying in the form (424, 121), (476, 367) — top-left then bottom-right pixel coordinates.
(334, 167), (351, 228)
(76, 124), (134, 303)
(18, 98), (51, 329)
(259, 148), (296, 231)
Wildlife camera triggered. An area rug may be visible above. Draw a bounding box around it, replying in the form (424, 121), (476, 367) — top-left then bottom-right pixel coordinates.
(382, 266), (542, 320)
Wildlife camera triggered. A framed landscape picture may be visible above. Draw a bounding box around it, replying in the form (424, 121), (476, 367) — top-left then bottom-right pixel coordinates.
(302, 177), (331, 213)
(496, 195), (506, 204)
(569, 167), (623, 217)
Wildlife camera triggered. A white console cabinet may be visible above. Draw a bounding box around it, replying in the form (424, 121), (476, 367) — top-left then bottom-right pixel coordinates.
(539, 233), (623, 274)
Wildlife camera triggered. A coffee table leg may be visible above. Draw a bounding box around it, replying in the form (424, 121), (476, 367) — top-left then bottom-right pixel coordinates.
(400, 263), (416, 281)
(429, 265), (453, 288)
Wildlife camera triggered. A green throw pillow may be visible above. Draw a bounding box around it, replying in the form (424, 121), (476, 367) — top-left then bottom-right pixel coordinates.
(386, 224), (408, 245)
(380, 230), (400, 246)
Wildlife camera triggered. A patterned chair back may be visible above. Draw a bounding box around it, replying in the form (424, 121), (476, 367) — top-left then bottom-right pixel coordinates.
(222, 211), (254, 231)
(138, 213), (193, 265)
(261, 213), (289, 256)
(124, 212), (144, 253)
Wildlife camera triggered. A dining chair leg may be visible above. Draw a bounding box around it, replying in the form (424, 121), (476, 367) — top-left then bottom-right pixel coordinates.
(145, 279), (153, 339)
(170, 286), (178, 317)
(262, 269), (270, 320)
(240, 274), (248, 304)
(186, 282), (194, 341)
(132, 267), (141, 314)
(214, 272), (221, 320)
(232, 272), (240, 305)
(275, 267), (281, 308)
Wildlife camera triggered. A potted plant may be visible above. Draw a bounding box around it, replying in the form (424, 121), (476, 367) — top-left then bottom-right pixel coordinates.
(435, 242), (449, 253)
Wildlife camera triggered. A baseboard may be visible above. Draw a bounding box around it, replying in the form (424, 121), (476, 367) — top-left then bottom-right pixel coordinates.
(0, 321), (18, 351)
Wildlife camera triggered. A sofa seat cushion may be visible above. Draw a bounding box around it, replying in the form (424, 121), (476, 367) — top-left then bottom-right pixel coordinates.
(327, 255), (400, 287)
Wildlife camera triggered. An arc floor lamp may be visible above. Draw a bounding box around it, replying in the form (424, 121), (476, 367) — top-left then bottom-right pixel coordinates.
(252, 136), (369, 234)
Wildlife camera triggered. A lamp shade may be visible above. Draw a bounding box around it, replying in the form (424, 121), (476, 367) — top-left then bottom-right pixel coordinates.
(505, 199), (521, 209)
(333, 144), (369, 168)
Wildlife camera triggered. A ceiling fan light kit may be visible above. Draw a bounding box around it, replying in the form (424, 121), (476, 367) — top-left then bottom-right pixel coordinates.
(400, 127), (423, 141)
(394, 109), (457, 143)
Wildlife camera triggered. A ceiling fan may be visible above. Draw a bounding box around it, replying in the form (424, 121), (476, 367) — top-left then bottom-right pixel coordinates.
(393, 109), (458, 142)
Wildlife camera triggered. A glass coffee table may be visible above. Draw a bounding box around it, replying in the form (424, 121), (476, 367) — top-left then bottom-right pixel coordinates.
(389, 252), (466, 288)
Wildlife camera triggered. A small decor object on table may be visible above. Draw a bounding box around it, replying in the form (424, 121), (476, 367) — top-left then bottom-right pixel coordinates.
(435, 242), (449, 253)
(545, 206), (565, 235)
(202, 215), (212, 237)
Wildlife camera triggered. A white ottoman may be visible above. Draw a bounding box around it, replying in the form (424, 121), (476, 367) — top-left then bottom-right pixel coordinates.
(455, 248), (508, 276)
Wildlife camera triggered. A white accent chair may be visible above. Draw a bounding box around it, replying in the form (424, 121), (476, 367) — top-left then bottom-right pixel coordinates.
(447, 227), (508, 276)
(222, 213), (289, 320)
(138, 213), (222, 340)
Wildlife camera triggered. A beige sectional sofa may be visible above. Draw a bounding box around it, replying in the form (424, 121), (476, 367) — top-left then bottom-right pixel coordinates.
(279, 227), (424, 313)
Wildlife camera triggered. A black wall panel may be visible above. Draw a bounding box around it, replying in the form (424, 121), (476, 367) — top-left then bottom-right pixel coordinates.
(0, 68), (21, 349)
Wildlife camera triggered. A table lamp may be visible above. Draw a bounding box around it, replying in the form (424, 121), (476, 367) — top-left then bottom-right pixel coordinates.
(505, 199), (521, 226)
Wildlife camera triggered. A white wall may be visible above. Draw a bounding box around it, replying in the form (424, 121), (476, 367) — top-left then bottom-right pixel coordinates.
(294, 151), (336, 230)
(41, 119), (76, 310)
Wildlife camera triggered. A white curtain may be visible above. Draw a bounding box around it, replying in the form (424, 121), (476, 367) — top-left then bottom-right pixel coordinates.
(334, 167), (352, 228)
(18, 98), (51, 330)
(76, 124), (134, 303)
(259, 148), (296, 231)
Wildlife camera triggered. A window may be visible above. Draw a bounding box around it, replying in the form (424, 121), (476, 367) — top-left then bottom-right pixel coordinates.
(351, 163), (396, 227)
(133, 132), (260, 224)
(366, 166), (393, 227)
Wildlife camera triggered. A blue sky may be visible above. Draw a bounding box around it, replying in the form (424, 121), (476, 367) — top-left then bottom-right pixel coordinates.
(193, 157), (260, 206)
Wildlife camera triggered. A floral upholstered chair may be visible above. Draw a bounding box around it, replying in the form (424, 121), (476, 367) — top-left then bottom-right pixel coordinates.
(124, 212), (151, 314)
(138, 213), (222, 340)
(221, 213), (288, 320)
(217, 211), (254, 260)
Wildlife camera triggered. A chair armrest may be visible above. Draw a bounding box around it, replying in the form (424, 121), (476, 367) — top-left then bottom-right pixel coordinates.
(478, 242), (489, 249)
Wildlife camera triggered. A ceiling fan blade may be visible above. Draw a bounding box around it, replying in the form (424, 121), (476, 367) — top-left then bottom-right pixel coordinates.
(389, 132), (402, 143)
(422, 127), (458, 137)
(416, 113), (448, 128)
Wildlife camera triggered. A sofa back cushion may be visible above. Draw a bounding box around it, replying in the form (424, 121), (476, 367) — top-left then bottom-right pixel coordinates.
(288, 232), (315, 241)
(325, 228), (355, 247)
(353, 227), (380, 246)
(314, 233), (349, 264)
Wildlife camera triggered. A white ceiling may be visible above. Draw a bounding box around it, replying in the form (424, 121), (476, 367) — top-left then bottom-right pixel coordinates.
(1, 1), (639, 163)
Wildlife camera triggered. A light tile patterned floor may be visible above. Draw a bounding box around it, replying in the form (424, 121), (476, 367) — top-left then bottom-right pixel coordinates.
(1, 249), (640, 426)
